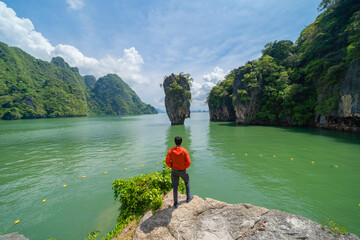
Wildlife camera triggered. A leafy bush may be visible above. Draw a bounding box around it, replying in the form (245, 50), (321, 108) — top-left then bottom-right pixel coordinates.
(107, 160), (184, 239)
(321, 218), (349, 235)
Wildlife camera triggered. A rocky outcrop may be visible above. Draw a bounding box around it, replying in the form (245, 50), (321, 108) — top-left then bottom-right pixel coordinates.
(316, 61), (360, 132)
(163, 74), (191, 125)
(207, 76), (236, 122)
(232, 71), (261, 125)
(0, 233), (29, 240)
(133, 190), (359, 240)
(209, 98), (235, 122)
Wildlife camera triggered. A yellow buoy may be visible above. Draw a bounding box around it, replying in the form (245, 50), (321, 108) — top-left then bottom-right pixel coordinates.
(63, 184), (67, 188)
(273, 155), (276, 158)
(82, 176), (86, 178)
(312, 161), (315, 164)
(245, 153), (248, 156)
(124, 168), (127, 170)
(14, 220), (20, 224)
(197, 156), (199, 158)
(156, 162), (159, 164)
(232, 153), (234, 155)
(220, 153), (223, 156)
(141, 165), (144, 167)
(259, 154), (263, 157)
(42, 199), (46, 203)
(209, 154), (212, 157)
(290, 158), (294, 160)
(104, 172), (107, 174)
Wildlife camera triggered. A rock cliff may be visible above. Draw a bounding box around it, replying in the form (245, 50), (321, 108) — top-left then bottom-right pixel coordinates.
(207, 0), (360, 132)
(232, 65), (262, 125)
(133, 190), (359, 240)
(316, 61), (360, 132)
(163, 74), (191, 125)
(207, 74), (236, 122)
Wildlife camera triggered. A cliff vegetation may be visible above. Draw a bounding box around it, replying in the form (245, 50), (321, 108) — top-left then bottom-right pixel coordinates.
(0, 42), (157, 120)
(207, 0), (360, 131)
(163, 73), (192, 125)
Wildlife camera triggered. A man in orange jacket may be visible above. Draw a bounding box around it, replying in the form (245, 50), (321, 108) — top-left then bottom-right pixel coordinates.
(166, 136), (193, 208)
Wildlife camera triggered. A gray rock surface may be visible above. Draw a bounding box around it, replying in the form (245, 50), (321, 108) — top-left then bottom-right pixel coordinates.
(317, 61), (360, 132)
(0, 233), (29, 240)
(133, 190), (359, 240)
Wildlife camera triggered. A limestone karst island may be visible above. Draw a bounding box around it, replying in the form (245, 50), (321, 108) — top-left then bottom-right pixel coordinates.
(0, 0), (359, 239)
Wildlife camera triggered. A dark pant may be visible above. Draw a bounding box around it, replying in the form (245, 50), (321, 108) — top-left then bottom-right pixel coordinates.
(171, 169), (191, 203)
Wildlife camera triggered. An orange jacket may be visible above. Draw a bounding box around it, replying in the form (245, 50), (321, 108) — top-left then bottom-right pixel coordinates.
(166, 146), (191, 170)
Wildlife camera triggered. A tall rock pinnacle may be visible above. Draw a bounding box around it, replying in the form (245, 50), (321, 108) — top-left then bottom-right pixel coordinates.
(163, 73), (192, 125)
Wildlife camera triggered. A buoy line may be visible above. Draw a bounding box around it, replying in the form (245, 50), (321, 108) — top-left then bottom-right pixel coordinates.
(0, 161), (163, 234)
(3, 153), (335, 235)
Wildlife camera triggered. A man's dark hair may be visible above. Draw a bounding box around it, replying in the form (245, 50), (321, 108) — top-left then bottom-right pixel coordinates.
(174, 136), (182, 146)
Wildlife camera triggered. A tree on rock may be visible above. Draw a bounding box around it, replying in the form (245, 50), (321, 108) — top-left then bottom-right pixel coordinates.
(163, 73), (192, 125)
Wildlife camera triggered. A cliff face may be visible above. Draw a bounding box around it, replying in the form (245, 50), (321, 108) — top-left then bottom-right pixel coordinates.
(163, 73), (191, 125)
(207, 74), (236, 122)
(232, 65), (262, 125)
(316, 61), (360, 131)
(132, 190), (359, 240)
(207, 0), (360, 132)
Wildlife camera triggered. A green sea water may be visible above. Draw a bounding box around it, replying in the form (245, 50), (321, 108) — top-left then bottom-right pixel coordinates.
(0, 112), (359, 239)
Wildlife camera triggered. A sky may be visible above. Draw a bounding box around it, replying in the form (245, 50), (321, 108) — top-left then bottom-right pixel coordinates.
(0, 0), (322, 110)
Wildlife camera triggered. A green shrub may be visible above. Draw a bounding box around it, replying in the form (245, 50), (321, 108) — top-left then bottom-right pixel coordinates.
(107, 160), (184, 239)
(321, 218), (349, 235)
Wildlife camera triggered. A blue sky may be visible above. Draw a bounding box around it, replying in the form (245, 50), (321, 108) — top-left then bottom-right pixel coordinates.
(0, 0), (322, 110)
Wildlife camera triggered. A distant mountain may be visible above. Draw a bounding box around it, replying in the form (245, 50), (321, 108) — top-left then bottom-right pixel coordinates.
(0, 41), (157, 120)
(89, 74), (157, 115)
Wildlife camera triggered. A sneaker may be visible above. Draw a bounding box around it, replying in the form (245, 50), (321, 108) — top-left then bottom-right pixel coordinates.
(174, 202), (179, 208)
(186, 194), (194, 203)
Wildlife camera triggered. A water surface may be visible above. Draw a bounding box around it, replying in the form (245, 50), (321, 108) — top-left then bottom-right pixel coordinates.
(0, 113), (359, 239)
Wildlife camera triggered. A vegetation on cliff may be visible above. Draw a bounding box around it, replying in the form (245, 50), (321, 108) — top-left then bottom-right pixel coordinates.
(107, 161), (184, 239)
(88, 74), (157, 115)
(0, 42), (157, 120)
(163, 73), (192, 125)
(207, 0), (360, 127)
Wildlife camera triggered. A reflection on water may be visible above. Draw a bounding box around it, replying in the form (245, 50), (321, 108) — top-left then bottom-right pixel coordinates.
(0, 113), (359, 239)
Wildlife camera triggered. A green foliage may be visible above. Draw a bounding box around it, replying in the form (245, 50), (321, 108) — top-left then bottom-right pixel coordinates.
(89, 74), (157, 115)
(178, 72), (194, 87)
(0, 42), (157, 120)
(207, 0), (360, 126)
(345, 11), (360, 61)
(108, 160), (184, 239)
(321, 218), (349, 235)
(207, 72), (234, 108)
(318, 0), (337, 11)
(85, 230), (100, 240)
(262, 40), (296, 67)
(164, 73), (192, 106)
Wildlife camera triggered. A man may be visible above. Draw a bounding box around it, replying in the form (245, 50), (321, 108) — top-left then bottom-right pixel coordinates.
(166, 136), (193, 208)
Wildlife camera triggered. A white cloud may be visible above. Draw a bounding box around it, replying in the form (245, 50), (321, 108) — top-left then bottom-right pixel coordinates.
(0, 2), (54, 60)
(66, 0), (84, 10)
(0, 2), (147, 86)
(202, 66), (227, 84)
(189, 66), (227, 110)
